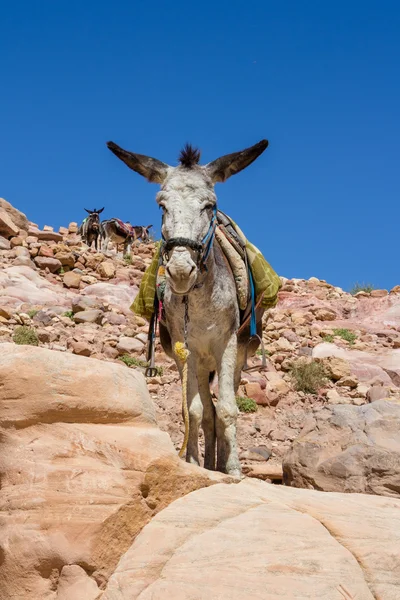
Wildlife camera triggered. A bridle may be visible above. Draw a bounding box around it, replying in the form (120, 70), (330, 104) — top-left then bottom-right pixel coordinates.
(160, 205), (217, 272)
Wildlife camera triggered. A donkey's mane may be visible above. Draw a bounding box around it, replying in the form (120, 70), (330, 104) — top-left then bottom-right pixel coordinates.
(178, 144), (201, 168)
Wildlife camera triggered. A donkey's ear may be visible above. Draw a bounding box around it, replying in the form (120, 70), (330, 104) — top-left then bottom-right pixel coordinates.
(84, 208), (92, 214)
(146, 224), (153, 230)
(107, 141), (169, 184)
(205, 139), (269, 183)
(97, 207), (104, 214)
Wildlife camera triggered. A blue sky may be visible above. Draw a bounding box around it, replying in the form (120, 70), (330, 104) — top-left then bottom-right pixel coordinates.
(1, 1), (399, 291)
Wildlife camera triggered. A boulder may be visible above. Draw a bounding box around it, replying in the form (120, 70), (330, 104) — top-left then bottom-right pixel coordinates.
(117, 336), (144, 354)
(72, 296), (102, 313)
(34, 256), (62, 273)
(0, 236), (11, 249)
(63, 271), (82, 289)
(101, 478), (400, 600)
(0, 208), (19, 238)
(82, 282), (138, 315)
(0, 198), (29, 231)
(98, 260), (116, 279)
(283, 399), (400, 497)
(73, 309), (103, 324)
(0, 265), (72, 308)
(0, 344), (226, 599)
(36, 230), (64, 242)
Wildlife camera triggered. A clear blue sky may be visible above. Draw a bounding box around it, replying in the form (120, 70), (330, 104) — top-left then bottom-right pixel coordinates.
(1, 1), (399, 291)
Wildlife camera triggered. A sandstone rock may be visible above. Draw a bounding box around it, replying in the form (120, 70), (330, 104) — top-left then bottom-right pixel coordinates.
(370, 289), (388, 297)
(337, 375), (358, 388)
(63, 271), (82, 289)
(72, 295), (102, 313)
(38, 244), (54, 257)
(283, 399), (400, 497)
(244, 381), (266, 405)
(0, 208), (19, 238)
(9, 235), (24, 247)
(390, 285), (400, 295)
(0, 198), (29, 231)
(0, 265), (72, 308)
(0, 236), (11, 249)
(313, 342), (399, 385)
(367, 384), (389, 403)
(54, 251), (75, 267)
(68, 222), (79, 233)
(240, 445), (271, 461)
(314, 307), (337, 321)
(36, 230), (64, 242)
(73, 309), (103, 324)
(322, 356), (351, 380)
(98, 260), (116, 279)
(82, 282), (137, 315)
(34, 256), (62, 273)
(101, 479), (400, 600)
(70, 340), (92, 356)
(117, 336), (145, 354)
(0, 344), (227, 599)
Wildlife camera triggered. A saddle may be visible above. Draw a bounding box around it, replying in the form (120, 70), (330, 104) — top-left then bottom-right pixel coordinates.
(113, 219), (134, 238)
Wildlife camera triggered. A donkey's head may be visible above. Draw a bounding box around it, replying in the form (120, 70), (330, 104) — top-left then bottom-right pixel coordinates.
(107, 140), (268, 294)
(84, 208), (104, 231)
(141, 224), (153, 243)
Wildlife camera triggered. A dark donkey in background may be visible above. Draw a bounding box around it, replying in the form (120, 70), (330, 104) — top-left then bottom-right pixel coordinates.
(100, 219), (153, 254)
(79, 208), (104, 250)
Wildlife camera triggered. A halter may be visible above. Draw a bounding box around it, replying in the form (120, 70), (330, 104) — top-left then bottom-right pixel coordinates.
(161, 205), (217, 272)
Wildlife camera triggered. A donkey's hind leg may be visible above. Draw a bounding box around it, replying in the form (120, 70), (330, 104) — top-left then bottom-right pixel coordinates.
(215, 333), (241, 477)
(198, 369), (216, 470)
(184, 357), (203, 466)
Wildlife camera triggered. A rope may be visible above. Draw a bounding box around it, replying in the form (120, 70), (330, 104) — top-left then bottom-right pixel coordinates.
(174, 341), (190, 458)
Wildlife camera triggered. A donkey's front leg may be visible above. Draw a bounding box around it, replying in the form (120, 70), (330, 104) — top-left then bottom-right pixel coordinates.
(184, 358), (203, 466)
(215, 333), (241, 477)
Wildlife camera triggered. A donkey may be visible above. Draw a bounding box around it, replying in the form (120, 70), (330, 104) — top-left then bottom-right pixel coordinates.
(79, 208), (104, 250)
(107, 139), (268, 477)
(100, 219), (152, 254)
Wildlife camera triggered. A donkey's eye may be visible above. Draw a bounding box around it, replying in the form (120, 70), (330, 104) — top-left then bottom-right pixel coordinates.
(202, 203), (214, 211)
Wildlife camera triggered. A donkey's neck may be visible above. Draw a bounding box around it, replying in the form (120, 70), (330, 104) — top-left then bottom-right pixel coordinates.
(163, 240), (239, 346)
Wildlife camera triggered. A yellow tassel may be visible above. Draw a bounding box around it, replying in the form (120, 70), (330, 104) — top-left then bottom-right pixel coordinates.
(174, 341), (190, 458)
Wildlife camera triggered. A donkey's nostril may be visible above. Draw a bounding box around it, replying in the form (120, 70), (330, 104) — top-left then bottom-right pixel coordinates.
(166, 267), (172, 278)
(189, 265), (195, 275)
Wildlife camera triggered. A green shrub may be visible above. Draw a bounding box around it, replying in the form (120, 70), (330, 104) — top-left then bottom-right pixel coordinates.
(236, 396), (258, 413)
(119, 354), (163, 376)
(291, 360), (327, 394)
(27, 309), (38, 318)
(13, 326), (39, 346)
(322, 334), (334, 343)
(333, 328), (357, 344)
(349, 282), (375, 295)
(63, 310), (74, 319)
(123, 254), (132, 265)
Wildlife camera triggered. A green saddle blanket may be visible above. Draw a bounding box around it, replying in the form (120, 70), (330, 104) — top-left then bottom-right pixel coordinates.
(130, 212), (281, 321)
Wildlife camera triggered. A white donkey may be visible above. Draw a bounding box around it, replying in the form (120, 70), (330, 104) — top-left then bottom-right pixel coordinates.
(107, 139), (268, 476)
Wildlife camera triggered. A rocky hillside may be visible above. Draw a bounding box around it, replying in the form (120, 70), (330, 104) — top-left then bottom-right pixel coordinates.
(0, 197), (399, 484)
(1, 197), (400, 599)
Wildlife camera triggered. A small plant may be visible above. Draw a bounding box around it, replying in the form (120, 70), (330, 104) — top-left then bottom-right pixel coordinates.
(63, 310), (74, 319)
(255, 348), (269, 356)
(322, 334), (334, 343)
(27, 309), (38, 318)
(349, 282), (375, 295)
(123, 254), (132, 265)
(333, 328), (357, 344)
(291, 360), (327, 394)
(236, 396), (258, 413)
(59, 267), (65, 275)
(13, 326), (39, 346)
(119, 354), (163, 376)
